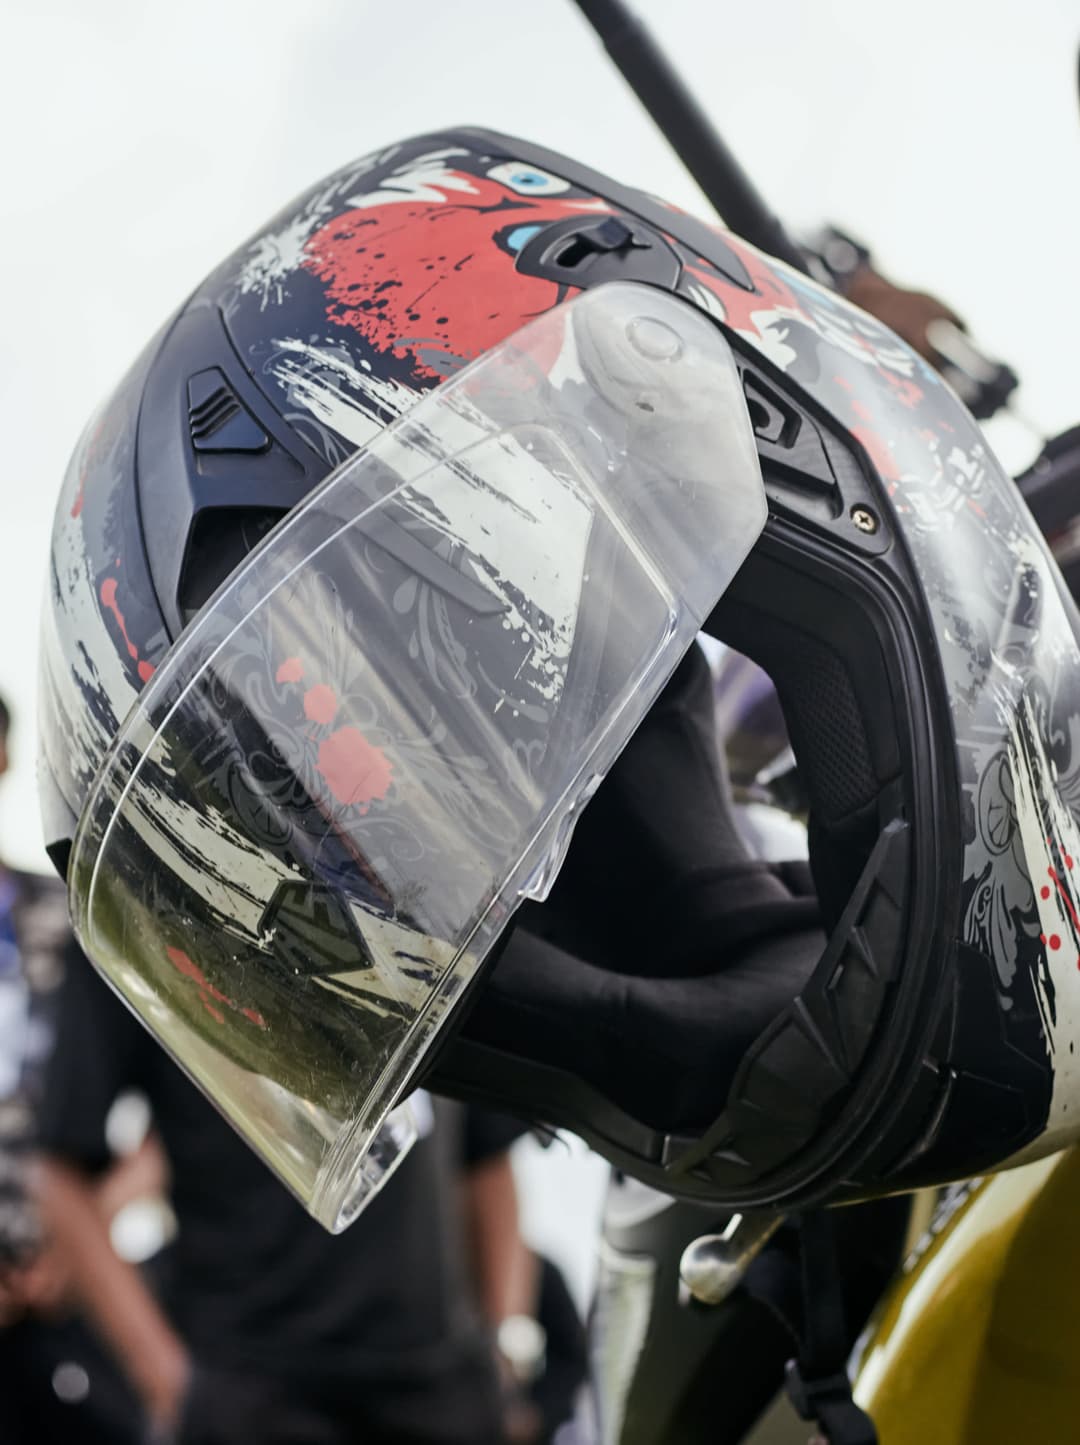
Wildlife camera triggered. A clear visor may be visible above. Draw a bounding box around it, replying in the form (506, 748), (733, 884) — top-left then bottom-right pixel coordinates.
(69, 282), (766, 1230)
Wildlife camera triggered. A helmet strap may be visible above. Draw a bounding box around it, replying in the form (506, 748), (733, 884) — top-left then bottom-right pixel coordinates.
(783, 1210), (878, 1445)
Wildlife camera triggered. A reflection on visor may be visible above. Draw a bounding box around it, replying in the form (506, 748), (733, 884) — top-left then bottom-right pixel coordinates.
(69, 282), (766, 1230)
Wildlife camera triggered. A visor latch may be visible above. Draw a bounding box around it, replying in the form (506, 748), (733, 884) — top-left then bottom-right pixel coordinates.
(516, 214), (681, 290)
(577, 216), (650, 254)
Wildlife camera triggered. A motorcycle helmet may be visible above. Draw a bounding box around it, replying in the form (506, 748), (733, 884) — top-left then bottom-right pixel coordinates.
(40, 129), (1080, 1229)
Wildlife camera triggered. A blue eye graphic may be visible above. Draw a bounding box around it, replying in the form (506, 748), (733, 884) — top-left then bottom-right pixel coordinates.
(505, 224), (543, 253)
(488, 162), (570, 197)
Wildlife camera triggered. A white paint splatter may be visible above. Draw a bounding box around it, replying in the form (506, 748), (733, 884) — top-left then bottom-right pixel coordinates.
(237, 178), (346, 309)
(1003, 688), (1080, 1153)
(343, 148), (475, 209)
(683, 280), (727, 324)
(398, 427), (594, 706)
(269, 337), (418, 449)
(236, 143), (392, 309)
(732, 305), (802, 373)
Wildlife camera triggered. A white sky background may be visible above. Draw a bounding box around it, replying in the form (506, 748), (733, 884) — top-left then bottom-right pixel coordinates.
(1, 0), (1078, 875)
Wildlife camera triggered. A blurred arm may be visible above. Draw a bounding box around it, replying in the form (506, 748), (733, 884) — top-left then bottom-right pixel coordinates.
(34, 1155), (189, 1433)
(464, 1148), (537, 1328)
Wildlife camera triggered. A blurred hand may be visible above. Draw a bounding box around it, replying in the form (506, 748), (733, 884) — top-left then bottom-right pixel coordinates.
(0, 1262), (27, 1326)
(14, 1239), (72, 1314)
(96, 1133), (169, 1223)
(845, 266), (964, 362)
(0, 1240), (72, 1324)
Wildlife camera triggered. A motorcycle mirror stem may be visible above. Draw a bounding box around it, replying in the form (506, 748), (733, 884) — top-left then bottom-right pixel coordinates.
(571, 0), (1035, 434)
(570, 0), (810, 273)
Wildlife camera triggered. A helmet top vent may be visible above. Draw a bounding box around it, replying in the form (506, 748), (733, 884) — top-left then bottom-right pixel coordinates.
(188, 368), (269, 454)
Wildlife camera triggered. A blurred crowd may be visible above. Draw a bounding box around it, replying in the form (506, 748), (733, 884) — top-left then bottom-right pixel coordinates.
(0, 693), (586, 1445)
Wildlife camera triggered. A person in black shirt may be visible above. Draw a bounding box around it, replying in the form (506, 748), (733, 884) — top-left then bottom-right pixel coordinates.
(37, 948), (512, 1445)
(0, 691), (146, 1444)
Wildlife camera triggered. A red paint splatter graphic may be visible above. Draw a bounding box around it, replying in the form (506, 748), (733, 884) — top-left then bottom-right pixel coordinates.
(70, 415), (109, 519)
(1048, 866), (1080, 934)
(166, 947), (267, 1029)
(276, 657), (304, 684)
(166, 946), (225, 999)
(317, 726), (393, 810)
(683, 249), (801, 336)
(303, 684), (338, 725)
(1039, 831), (1080, 970)
(884, 369), (925, 410)
(277, 657), (395, 812)
(850, 426), (899, 482)
(303, 174), (591, 381)
(883, 372), (924, 410)
(100, 576), (155, 684)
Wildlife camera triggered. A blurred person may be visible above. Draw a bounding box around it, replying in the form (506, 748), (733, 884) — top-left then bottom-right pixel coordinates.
(37, 949), (534, 1445)
(462, 1112), (544, 1444)
(462, 1116), (587, 1445)
(0, 692), (144, 1443)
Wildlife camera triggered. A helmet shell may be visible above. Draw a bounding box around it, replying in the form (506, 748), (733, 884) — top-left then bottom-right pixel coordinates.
(41, 128), (1080, 1209)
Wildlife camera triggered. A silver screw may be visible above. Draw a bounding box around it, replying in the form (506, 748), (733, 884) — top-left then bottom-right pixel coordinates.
(851, 505), (879, 535)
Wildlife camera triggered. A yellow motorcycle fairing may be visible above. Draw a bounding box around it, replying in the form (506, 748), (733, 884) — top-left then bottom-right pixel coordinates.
(853, 1147), (1080, 1442)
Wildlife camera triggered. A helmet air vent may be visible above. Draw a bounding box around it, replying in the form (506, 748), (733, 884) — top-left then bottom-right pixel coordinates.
(187, 368), (270, 454)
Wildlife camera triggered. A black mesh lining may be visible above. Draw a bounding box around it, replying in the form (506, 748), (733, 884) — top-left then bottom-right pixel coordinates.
(707, 552), (897, 835)
(746, 625), (878, 828)
(707, 551), (903, 928)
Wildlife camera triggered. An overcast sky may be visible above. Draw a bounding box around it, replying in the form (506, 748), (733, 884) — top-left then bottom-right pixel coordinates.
(2, 0), (1078, 869)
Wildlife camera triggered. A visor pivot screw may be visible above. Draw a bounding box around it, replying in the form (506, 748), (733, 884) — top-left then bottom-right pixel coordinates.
(850, 505), (879, 535)
(627, 315), (683, 361)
